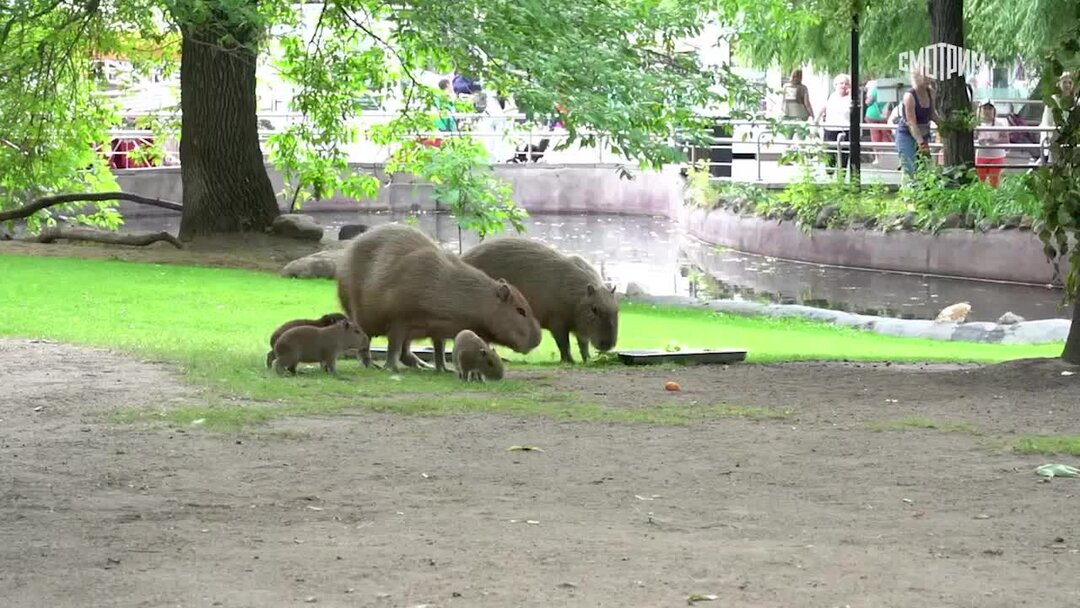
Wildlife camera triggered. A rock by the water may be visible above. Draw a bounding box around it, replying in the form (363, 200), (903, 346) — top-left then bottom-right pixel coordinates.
(1018, 215), (1034, 231)
(813, 205), (838, 229)
(935, 302), (972, 323)
(338, 224), (368, 240)
(940, 213), (964, 230)
(1001, 214), (1022, 230)
(976, 219), (994, 233)
(280, 249), (344, 279)
(271, 214), (324, 241)
(997, 312), (1026, 325)
(901, 211), (917, 231)
(625, 282), (650, 298)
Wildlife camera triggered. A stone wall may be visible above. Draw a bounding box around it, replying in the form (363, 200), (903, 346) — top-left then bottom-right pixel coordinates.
(679, 206), (1065, 286)
(112, 163), (683, 219)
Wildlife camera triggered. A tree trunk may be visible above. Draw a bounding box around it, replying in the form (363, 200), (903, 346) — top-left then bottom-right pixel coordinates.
(178, 10), (279, 240)
(1065, 301), (1080, 365)
(929, 0), (975, 169)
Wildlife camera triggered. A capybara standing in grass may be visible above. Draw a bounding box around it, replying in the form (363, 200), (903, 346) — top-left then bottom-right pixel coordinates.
(269, 318), (370, 375)
(453, 329), (504, 382)
(266, 313), (349, 367)
(463, 238), (619, 363)
(336, 223), (542, 372)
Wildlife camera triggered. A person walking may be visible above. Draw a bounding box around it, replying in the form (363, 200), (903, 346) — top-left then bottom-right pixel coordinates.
(817, 74), (852, 176)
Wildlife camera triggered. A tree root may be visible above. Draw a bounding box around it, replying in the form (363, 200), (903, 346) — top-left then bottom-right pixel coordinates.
(33, 227), (183, 249)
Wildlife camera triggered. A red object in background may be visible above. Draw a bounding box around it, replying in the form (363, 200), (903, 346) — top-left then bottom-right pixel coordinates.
(419, 137), (444, 148)
(109, 137), (156, 169)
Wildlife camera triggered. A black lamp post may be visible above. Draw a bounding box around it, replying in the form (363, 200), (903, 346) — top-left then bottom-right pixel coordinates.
(849, 7), (861, 189)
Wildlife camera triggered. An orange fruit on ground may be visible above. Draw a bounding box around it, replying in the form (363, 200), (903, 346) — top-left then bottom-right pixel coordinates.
(664, 381), (681, 392)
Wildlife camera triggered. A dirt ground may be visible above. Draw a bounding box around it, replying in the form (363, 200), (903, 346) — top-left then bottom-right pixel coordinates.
(4, 339), (1080, 607)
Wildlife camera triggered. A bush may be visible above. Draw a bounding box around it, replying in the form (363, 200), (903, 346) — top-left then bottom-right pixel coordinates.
(686, 163), (1042, 233)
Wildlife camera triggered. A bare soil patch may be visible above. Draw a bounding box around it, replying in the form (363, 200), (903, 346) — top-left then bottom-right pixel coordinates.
(3, 340), (1080, 607)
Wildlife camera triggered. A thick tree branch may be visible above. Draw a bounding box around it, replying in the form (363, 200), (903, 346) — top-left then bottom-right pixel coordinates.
(32, 226), (183, 248)
(0, 192), (182, 222)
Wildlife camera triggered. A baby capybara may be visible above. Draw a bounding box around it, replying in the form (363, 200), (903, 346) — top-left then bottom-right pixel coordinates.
(268, 318), (370, 376)
(336, 223), (542, 372)
(453, 329), (504, 382)
(265, 313), (351, 368)
(462, 238), (619, 363)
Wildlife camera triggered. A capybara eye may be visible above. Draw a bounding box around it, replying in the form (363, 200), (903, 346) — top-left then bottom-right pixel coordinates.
(516, 307), (527, 317)
(591, 306), (599, 315)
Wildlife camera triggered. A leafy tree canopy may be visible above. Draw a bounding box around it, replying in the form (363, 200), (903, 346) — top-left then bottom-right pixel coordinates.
(735, 0), (1071, 76)
(1, 0), (775, 238)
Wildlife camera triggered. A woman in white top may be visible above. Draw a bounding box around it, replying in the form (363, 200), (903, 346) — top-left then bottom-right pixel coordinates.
(1039, 71), (1075, 164)
(816, 74), (852, 175)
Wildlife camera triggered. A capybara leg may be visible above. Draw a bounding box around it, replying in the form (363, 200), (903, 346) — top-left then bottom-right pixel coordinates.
(266, 350), (276, 369)
(358, 347), (380, 369)
(325, 358), (338, 374)
(385, 325), (409, 372)
(552, 329), (575, 364)
(432, 339), (452, 373)
(576, 334), (591, 362)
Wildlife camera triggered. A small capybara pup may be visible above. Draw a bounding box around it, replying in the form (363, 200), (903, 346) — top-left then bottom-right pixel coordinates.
(268, 319), (370, 376)
(336, 223), (542, 372)
(462, 238), (619, 364)
(453, 329), (504, 382)
(266, 313), (352, 368)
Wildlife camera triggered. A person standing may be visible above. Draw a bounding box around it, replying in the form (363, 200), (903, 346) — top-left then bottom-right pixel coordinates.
(864, 77), (892, 164)
(975, 102), (1008, 188)
(895, 66), (939, 178)
(1039, 71), (1076, 164)
(817, 74), (852, 175)
(782, 68), (814, 122)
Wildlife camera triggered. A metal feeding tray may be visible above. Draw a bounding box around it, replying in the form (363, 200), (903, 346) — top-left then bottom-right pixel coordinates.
(616, 348), (747, 366)
(367, 346), (449, 363)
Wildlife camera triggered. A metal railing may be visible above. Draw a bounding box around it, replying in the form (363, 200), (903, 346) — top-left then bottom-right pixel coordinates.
(101, 112), (1063, 184)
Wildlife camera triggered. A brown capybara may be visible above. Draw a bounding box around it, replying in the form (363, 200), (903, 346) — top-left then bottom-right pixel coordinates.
(453, 329), (505, 382)
(268, 318), (370, 375)
(462, 238), (619, 364)
(266, 313), (376, 369)
(336, 223), (542, 372)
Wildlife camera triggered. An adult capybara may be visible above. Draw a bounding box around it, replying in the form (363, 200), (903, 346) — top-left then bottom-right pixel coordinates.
(453, 329), (504, 382)
(462, 238), (619, 363)
(265, 313), (370, 368)
(336, 223), (542, 372)
(268, 318), (370, 375)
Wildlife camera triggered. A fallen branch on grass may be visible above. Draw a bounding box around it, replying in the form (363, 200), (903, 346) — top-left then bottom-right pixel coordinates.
(32, 227), (183, 249)
(0, 192), (182, 222)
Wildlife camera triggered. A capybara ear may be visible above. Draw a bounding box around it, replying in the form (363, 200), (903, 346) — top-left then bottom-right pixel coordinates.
(608, 283), (616, 294)
(496, 280), (511, 301)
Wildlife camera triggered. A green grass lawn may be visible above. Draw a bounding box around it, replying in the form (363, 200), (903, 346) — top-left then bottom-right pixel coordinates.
(0, 254), (1064, 429)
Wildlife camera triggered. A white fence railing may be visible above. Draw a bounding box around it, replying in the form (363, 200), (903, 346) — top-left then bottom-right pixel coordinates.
(103, 110), (1062, 183)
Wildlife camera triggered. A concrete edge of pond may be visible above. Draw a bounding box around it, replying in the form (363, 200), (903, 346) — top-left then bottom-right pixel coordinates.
(624, 294), (1071, 345)
(678, 206), (1067, 286)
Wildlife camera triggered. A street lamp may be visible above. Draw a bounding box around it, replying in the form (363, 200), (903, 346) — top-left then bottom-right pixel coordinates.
(850, 6), (861, 189)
